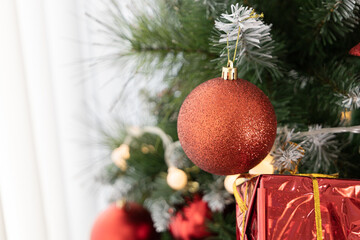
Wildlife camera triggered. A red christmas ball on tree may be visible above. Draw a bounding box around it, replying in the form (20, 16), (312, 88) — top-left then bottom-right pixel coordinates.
(91, 202), (158, 240)
(349, 42), (360, 56)
(169, 196), (212, 240)
(177, 77), (277, 175)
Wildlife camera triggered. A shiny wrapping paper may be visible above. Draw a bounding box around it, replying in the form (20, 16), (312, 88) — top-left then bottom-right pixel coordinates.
(235, 174), (360, 240)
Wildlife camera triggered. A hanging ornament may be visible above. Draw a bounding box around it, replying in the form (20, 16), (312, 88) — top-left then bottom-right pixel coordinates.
(141, 144), (155, 154)
(248, 154), (274, 175)
(113, 157), (127, 171)
(224, 154), (274, 193)
(341, 110), (352, 124)
(224, 174), (243, 194)
(177, 61), (277, 175)
(167, 167), (188, 190)
(91, 202), (158, 240)
(187, 181), (200, 193)
(349, 42), (360, 56)
(112, 144), (130, 160)
(169, 196), (212, 240)
(111, 144), (130, 170)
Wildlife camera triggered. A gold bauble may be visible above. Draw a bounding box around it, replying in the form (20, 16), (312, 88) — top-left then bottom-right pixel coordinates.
(167, 167), (188, 190)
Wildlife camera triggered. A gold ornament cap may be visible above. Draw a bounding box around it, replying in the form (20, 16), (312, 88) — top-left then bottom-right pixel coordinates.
(222, 60), (238, 80)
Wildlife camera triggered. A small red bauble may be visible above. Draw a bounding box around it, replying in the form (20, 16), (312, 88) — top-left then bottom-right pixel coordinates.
(169, 196), (212, 240)
(91, 202), (158, 240)
(349, 42), (360, 56)
(177, 77), (277, 175)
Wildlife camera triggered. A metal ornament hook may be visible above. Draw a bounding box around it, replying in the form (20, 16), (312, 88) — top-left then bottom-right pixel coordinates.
(222, 60), (238, 80)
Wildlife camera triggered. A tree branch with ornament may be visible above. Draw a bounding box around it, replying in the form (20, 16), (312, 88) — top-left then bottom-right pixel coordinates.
(89, 0), (360, 239)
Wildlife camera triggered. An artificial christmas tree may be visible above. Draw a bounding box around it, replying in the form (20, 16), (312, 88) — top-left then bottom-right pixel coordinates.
(88, 0), (360, 239)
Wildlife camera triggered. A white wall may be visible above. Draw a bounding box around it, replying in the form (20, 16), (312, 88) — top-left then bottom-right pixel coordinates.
(0, 0), (98, 239)
(44, 0), (98, 239)
(0, 1), (48, 239)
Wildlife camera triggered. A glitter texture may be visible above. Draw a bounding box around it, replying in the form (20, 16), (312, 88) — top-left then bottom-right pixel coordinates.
(177, 77), (277, 175)
(349, 42), (360, 56)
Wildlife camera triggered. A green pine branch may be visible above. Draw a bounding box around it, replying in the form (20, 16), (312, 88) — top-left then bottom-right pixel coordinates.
(299, 0), (359, 54)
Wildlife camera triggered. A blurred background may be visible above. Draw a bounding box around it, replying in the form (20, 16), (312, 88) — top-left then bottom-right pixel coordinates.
(0, 0), (149, 239)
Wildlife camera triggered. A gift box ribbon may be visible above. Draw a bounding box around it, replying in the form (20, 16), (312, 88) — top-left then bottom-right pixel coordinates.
(233, 180), (248, 240)
(233, 173), (338, 240)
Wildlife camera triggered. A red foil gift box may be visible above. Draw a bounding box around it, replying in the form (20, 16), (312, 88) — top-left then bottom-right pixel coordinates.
(235, 174), (360, 240)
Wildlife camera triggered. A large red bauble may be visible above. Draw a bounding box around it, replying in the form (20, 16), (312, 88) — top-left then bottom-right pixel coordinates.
(177, 77), (277, 175)
(91, 202), (158, 240)
(169, 196), (212, 240)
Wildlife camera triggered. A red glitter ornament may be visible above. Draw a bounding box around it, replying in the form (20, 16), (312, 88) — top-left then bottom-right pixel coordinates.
(177, 77), (277, 175)
(91, 202), (158, 240)
(349, 42), (360, 56)
(169, 196), (212, 240)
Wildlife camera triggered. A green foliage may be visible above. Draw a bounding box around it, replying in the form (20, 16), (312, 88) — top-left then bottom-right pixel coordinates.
(160, 231), (173, 240)
(299, 0), (359, 52)
(206, 207), (237, 240)
(91, 0), (360, 238)
(337, 109), (360, 177)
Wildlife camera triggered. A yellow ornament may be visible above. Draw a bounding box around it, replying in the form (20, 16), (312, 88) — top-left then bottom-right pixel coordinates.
(224, 174), (246, 194)
(141, 145), (150, 154)
(167, 167), (188, 190)
(113, 157), (127, 171)
(118, 144), (130, 159)
(224, 154), (274, 194)
(341, 110), (352, 123)
(249, 154), (274, 174)
(188, 181), (200, 193)
(111, 144), (130, 171)
(111, 144), (130, 162)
